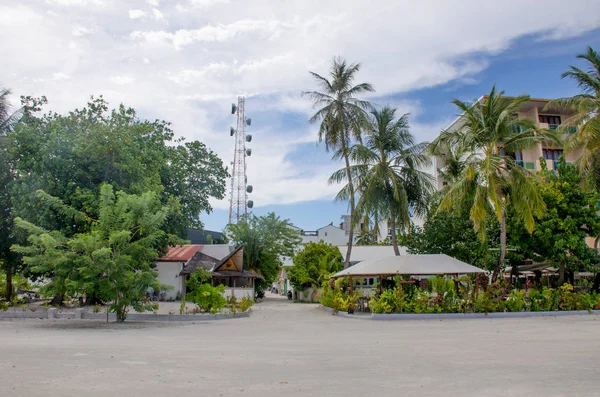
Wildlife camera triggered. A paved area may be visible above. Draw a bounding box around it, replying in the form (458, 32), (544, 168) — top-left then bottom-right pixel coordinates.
(0, 293), (599, 396)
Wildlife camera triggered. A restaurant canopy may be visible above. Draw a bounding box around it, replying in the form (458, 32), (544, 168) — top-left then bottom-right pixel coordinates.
(331, 254), (486, 278)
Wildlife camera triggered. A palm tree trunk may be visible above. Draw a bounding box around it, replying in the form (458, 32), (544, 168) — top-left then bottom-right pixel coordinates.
(492, 211), (507, 283)
(342, 146), (355, 269)
(389, 208), (400, 256)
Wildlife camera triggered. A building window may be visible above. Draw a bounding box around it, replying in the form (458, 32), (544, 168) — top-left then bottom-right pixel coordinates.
(324, 232), (327, 237)
(539, 115), (561, 125)
(543, 149), (563, 160)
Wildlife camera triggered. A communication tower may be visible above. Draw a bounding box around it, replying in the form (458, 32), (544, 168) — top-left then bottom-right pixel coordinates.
(228, 97), (254, 224)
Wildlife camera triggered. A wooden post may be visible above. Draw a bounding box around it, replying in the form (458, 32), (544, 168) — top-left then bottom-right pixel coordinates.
(474, 273), (479, 298)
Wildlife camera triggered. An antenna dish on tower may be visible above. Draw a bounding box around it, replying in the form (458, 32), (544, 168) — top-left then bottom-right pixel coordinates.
(246, 185), (253, 193)
(245, 148), (252, 156)
(230, 127), (235, 136)
(246, 118), (251, 126)
(247, 200), (254, 209)
(231, 103), (237, 114)
(246, 134), (252, 142)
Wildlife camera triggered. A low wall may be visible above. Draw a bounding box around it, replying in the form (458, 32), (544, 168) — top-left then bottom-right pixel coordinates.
(222, 287), (254, 300)
(0, 308), (251, 322)
(321, 306), (600, 320)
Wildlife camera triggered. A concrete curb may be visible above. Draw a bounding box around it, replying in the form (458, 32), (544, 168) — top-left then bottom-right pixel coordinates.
(320, 305), (600, 320)
(0, 308), (251, 322)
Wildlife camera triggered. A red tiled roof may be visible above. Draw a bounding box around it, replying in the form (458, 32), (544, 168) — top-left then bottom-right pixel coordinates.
(158, 245), (203, 262)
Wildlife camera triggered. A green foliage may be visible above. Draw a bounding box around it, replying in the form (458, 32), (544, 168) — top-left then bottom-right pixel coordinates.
(225, 213), (301, 288)
(399, 195), (498, 271)
(508, 159), (600, 282)
(365, 280), (599, 314)
(289, 241), (343, 290)
(433, 86), (557, 281)
(546, 46), (600, 191)
(305, 57), (375, 265)
(239, 296), (254, 312)
(11, 184), (172, 322)
(186, 270), (226, 313)
(329, 107), (434, 254)
(7, 96), (227, 238)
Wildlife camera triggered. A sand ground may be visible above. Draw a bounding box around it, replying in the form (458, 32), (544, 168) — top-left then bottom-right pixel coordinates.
(1, 292), (599, 397)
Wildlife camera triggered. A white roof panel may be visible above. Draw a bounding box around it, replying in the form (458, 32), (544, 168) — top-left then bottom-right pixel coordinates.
(332, 254), (486, 277)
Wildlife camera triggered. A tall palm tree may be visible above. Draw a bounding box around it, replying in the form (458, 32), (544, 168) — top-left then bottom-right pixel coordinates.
(546, 46), (600, 190)
(435, 86), (554, 282)
(304, 57), (374, 268)
(0, 89), (22, 135)
(331, 107), (434, 256)
(429, 133), (479, 188)
(0, 88), (23, 301)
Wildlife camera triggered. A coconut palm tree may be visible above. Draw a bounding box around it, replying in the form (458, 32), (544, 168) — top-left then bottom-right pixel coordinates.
(0, 89), (22, 135)
(545, 46), (600, 190)
(435, 86), (556, 282)
(330, 107), (435, 256)
(304, 57), (374, 268)
(429, 133), (479, 188)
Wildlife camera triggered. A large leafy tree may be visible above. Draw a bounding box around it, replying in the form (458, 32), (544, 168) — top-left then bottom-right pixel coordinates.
(0, 88), (23, 300)
(508, 159), (600, 285)
(7, 96), (227, 236)
(288, 241), (343, 290)
(546, 46), (600, 190)
(304, 57), (374, 268)
(12, 184), (174, 321)
(434, 86), (555, 282)
(225, 213), (301, 290)
(399, 195), (498, 271)
(331, 107), (434, 256)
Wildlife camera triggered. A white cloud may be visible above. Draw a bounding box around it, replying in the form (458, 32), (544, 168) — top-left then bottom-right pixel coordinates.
(110, 75), (135, 84)
(2, 0), (600, 214)
(152, 8), (165, 21)
(128, 9), (147, 19)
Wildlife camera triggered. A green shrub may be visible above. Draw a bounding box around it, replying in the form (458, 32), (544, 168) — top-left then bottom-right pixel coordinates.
(186, 270), (226, 314)
(506, 290), (526, 312)
(239, 296), (254, 312)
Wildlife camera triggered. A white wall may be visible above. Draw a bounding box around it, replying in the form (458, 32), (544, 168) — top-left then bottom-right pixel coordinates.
(222, 287), (254, 300)
(156, 261), (184, 300)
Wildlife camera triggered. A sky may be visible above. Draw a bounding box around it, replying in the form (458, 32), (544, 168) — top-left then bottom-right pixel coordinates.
(2, 0), (600, 232)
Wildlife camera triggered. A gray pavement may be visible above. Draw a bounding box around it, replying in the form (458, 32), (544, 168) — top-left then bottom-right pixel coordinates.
(0, 293), (599, 396)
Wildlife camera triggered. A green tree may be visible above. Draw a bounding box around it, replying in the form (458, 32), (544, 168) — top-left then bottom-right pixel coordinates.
(399, 195), (498, 271)
(546, 46), (600, 190)
(288, 241), (343, 290)
(0, 88), (23, 301)
(225, 213), (301, 290)
(7, 96), (227, 237)
(508, 159), (600, 285)
(304, 57), (374, 268)
(12, 184), (173, 322)
(434, 86), (555, 282)
(331, 107), (434, 255)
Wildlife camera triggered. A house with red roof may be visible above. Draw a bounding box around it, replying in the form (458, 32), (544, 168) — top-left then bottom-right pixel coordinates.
(156, 244), (263, 301)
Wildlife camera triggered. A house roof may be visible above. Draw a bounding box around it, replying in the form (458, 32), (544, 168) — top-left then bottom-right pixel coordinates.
(337, 245), (407, 263)
(158, 245), (203, 262)
(331, 254), (486, 278)
(187, 229), (224, 244)
(179, 245), (244, 276)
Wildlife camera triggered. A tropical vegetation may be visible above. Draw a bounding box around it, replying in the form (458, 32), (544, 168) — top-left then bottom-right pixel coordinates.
(432, 86), (556, 282)
(225, 213), (301, 292)
(288, 241), (343, 290)
(546, 46), (600, 190)
(330, 107), (434, 255)
(305, 57), (374, 267)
